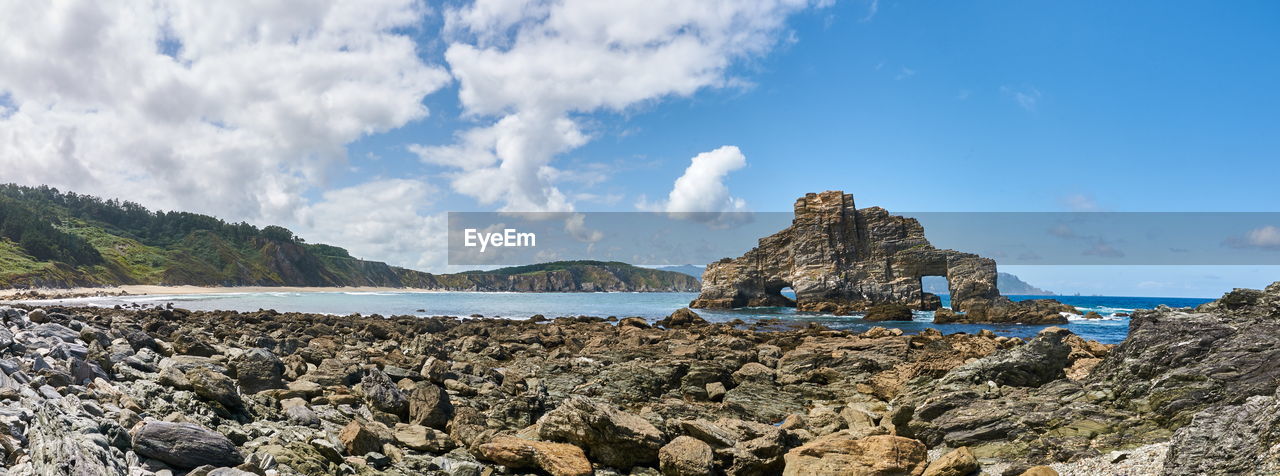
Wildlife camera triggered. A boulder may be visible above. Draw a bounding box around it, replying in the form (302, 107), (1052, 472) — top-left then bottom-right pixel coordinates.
(419, 356), (451, 384)
(132, 421), (245, 469)
(477, 435), (593, 476)
(393, 424), (454, 453)
(940, 327), (1072, 388)
(284, 405), (320, 427)
(782, 433), (927, 476)
(537, 395), (665, 469)
(407, 381), (453, 429)
(31, 323), (80, 343)
(863, 303), (914, 322)
(27, 308), (48, 323)
(619, 317), (650, 329)
(235, 348), (285, 394)
(339, 419), (393, 456)
(923, 446), (978, 476)
(658, 436), (714, 476)
(731, 362), (775, 384)
(360, 368), (408, 418)
(186, 367), (243, 409)
(656, 308), (707, 328)
(678, 418), (789, 475)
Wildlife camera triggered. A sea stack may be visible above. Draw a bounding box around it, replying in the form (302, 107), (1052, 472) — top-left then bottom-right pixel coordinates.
(691, 191), (1073, 323)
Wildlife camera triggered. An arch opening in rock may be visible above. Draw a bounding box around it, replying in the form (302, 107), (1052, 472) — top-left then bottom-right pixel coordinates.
(918, 275), (949, 310)
(691, 191), (1077, 323)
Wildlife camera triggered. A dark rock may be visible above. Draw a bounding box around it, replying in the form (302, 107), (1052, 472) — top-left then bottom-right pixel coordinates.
(941, 327), (1073, 388)
(186, 367), (243, 409)
(407, 381), (452, 429)
(235, 348), (285, 394)
(938, 299), (1074, 325)
(132, 421), (245, 469)
(31, 323), (80, 343)
(619, 317), (650, 329)
(360, 368), (408, 418)
(656, 308), (707, 328)
(1164, 384), (1280, 474)
(863, 303), (913, 322)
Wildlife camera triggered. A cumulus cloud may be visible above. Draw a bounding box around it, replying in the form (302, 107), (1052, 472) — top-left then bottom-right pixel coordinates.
(657, 146), (748, 213)
(296, 179), (447, 269)
(639, 146), (749, 226)
(415, 0), (821, 212)
(1224, 225), (1280, 251)
(0, 0), (449, 223)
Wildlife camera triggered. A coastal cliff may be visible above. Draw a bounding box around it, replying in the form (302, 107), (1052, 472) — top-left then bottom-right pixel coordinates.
(0, 185), (696, 292)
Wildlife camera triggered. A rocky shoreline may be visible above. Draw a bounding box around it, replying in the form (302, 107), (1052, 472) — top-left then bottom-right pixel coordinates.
(0, 282), (1276, 475)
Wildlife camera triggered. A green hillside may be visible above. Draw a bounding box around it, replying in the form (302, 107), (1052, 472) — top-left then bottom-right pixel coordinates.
(0, 184), (699, 292)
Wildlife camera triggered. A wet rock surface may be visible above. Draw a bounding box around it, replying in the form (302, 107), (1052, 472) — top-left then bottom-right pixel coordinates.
(0, 282), (1276, 474)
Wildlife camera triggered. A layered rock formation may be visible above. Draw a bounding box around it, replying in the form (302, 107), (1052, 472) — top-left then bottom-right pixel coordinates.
(691, 191), (1069, 323)
(2, 281), (1280, 474)
(893, 282), (1280, 474)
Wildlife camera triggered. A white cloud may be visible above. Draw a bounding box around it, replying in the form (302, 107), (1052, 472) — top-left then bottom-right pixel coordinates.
(416, 0), (821, 212)
(0, 0), (449, 223)
(1061, 193), (1100, 211)
(639, 145), (749, 226)
(1247, 226), (1280, 249)
(296, 179), (447, 270)
(1226, 225), (1280, 251)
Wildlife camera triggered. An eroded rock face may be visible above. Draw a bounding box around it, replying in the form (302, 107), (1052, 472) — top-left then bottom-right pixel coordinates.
(690, 191), (1055, 319)
(536, 395), (665, 470)
(892, 282), (1280, 466)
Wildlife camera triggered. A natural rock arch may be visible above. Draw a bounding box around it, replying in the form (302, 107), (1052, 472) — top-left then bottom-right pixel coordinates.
(690, 191), (1008, 315)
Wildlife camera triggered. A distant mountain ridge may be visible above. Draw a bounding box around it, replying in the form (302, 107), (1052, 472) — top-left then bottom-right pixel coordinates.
(654, 264), (706, 280)
(922, 273), (1055, 296)
(0, 184), (698, 292)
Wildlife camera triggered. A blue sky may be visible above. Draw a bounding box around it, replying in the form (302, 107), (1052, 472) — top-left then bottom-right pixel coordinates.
(2, 0), (1277, 296)
(346, 0), (1280, 213)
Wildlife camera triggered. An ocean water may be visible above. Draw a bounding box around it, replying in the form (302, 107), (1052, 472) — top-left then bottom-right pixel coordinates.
(39, 292), (1213, 344)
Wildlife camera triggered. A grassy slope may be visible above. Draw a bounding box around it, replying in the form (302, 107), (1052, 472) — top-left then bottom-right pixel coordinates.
(0, 186), (697, 290)
(5, 220), (698, 291)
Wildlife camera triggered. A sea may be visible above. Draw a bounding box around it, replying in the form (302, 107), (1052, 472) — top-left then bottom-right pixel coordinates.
(32, 292), (1213, 345)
